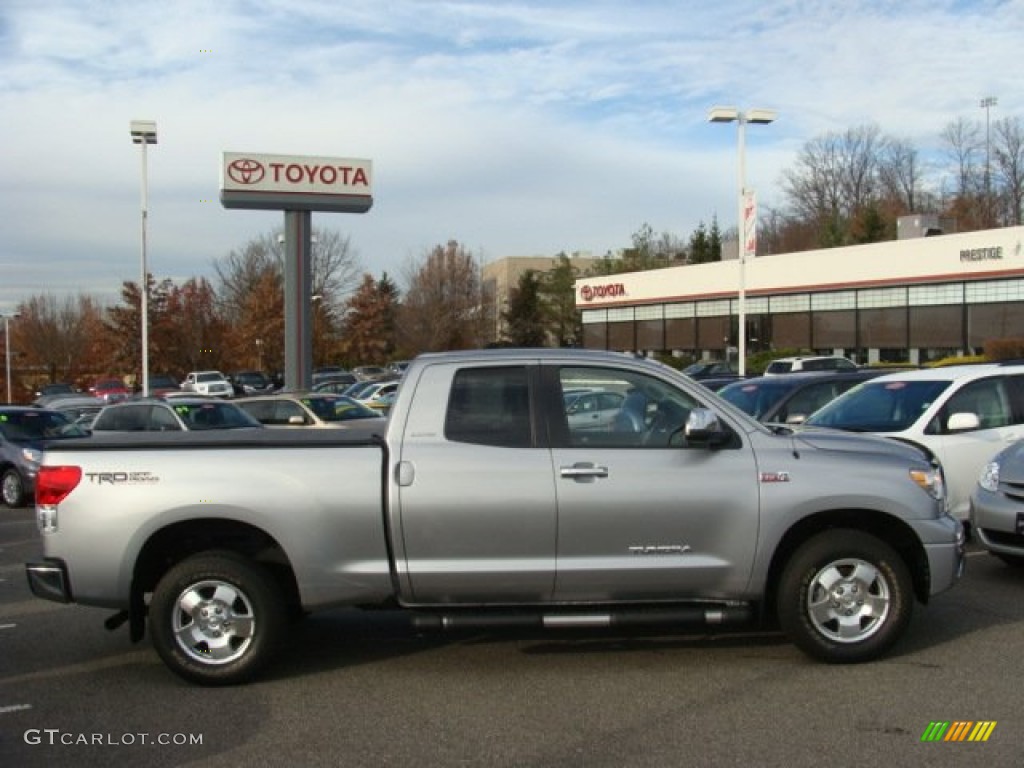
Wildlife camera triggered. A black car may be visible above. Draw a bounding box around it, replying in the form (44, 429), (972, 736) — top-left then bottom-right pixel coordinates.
(229, 370), (276, 396)
(716, 370), (894, 424)
(1, 406), (89, 507)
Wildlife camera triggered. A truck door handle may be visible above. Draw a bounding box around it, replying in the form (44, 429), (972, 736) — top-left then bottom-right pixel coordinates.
(560, 463), (609, 479)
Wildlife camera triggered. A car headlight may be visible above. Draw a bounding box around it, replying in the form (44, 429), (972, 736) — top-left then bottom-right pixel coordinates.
(910, 466), (945, 501)
(978, 461), (1000, 493)
(20, 447), (43, 467)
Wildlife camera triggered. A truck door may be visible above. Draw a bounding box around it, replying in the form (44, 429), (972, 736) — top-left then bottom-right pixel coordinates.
(392, 363), (557, 604)
(546, 365), (760, 601)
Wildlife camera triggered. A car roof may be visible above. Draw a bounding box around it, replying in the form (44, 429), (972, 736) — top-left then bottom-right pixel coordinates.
(865, 363), (1012, 383)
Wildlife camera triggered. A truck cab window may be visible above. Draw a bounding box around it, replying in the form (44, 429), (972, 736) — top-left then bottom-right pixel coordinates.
(444, 367), (532, 448)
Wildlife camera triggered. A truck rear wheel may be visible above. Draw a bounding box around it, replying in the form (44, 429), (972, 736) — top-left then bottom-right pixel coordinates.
(149, 550), (286, 685)
(777, 529), (913, 663)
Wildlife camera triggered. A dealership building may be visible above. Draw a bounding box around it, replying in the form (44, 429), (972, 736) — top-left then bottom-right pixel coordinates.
(574, 225), (1024, 365)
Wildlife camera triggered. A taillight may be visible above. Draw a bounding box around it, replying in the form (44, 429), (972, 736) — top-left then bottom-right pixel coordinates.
(36, 465), (83, 506)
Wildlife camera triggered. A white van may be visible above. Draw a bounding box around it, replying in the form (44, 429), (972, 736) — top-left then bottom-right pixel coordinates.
(804, 363), (1024, 521)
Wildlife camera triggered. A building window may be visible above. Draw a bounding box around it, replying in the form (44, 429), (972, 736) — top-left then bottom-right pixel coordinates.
(909, 283), (964, 306)
(858, 287), (907, 309)
(811, 291), (856, 311)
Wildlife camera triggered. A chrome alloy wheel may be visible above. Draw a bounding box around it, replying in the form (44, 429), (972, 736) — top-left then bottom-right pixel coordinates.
(171, 579), (256, 664)
(805, 558), (891, 644)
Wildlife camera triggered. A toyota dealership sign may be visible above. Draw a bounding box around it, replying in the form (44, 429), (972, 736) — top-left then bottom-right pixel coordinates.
(220, 152), (373, 212)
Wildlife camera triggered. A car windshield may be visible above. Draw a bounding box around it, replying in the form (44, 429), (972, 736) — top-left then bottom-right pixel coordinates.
(303, 396), (380, 422)
(196, 372), (224, 383)
(0, 410), (87, 440)
(173, 402), (262, 430)
(804, 379), (951, 432)
(718, 378), (804, 420)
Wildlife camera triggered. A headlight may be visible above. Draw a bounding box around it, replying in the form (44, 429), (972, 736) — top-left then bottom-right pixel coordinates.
(978, 461), (1000, 493)
(20, 447), (43, 467)
(910, 466), (945, 501)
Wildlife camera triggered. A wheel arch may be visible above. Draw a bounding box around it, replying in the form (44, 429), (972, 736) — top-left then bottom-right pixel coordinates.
(762, 509), (931, 626)
(131, 519), (301, 627)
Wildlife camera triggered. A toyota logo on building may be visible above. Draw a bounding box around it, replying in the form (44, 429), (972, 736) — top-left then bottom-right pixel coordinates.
(227, 158), (266, 185)
(581, 283), (626, 301)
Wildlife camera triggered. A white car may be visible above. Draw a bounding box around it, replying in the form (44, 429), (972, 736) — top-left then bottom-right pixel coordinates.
(764, 355), (858, 375)
(804, 363), (1024, 522)
(182, 370), (233, 398)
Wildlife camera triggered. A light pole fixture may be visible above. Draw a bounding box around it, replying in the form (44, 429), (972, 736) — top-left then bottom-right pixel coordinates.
(708, 106), (777, 376)
(3, 312), (20, 403)
(130, 119), (157, 396)
(980, 96), (997, 224)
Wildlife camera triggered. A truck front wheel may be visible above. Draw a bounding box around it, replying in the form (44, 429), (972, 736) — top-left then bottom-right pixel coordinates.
(777, 530), (913, 663)
(149, 550), (286, 685)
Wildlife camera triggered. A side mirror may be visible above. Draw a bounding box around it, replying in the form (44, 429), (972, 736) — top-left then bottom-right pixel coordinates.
(947, 412), (980, 432)
(684, 408), (730, 447)
(288, 415), (306, 425)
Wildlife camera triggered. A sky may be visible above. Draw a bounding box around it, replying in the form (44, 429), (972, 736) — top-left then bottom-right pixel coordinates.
(1, 0), (1021, 315)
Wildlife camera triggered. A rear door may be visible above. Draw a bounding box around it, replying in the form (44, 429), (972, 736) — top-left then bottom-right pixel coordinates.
(393, 362), (557, 604)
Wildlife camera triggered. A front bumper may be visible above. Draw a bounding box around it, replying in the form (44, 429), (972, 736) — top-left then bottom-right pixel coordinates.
(25, 558), (72, 603)
(912, 516), (966, 597)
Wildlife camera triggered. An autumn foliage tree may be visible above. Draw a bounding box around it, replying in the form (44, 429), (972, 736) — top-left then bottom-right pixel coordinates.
(398, 240), (492, 352)
(337, 272), (401, 366)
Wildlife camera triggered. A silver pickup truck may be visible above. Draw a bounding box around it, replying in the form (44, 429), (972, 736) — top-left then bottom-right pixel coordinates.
(26, 349), (964, 685)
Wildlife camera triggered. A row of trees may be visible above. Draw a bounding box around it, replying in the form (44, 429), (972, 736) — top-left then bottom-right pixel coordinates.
(2, 231), (593, 401)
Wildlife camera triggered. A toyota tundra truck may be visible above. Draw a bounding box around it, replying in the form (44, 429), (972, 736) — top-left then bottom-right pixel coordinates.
(26, 349), (964, 685)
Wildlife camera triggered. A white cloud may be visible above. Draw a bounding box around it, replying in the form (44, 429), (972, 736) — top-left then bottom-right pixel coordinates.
(1, 0), (1021, 313)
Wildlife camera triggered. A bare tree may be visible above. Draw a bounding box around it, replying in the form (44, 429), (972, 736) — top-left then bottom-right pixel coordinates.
(994, 116), (1024, 225)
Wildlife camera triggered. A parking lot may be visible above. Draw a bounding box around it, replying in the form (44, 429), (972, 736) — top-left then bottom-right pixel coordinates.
(1, 503), (1022, 767)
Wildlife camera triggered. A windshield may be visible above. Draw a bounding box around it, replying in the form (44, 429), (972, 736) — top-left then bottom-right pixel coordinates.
(174, 402), (262, 430)
(0, 409), (87, 440)
(196, 372), (225, 383)
(304, 396), (381, 422)
(717, 378), (803, 420)
(804, 379), (951, 432)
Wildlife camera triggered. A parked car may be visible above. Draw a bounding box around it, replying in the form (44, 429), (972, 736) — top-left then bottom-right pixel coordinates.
(182, 370), (233, 398)
(229, 370), (276, 396)
(312, 373), (358, 393)
(0, 406), (89, 507)
(565, 389), (626, 432)
(89, 377), (131, 402)
(682, 360), (737, 380)
(357, 380), (399, 409)
(234, 393), (385, 429)
(764, 356), (858, 375)
(89, 398), (263, 432)
(147, 374), (181, 397)
(971, 439), (1024, 566)
(804, 362), (1024, 522)
(43, 395), (106, 426)
(352, 365), (392, 382)
(716, 370), (892, 425)
(33, 382), (78, 404)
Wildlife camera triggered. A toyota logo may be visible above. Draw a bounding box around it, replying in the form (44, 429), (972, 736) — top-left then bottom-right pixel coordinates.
(227, 158), (266, 185)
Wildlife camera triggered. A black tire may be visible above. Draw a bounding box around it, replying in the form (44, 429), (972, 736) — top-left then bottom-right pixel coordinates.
(777, 529), (913, 663)
(1, 468), (26, 508)
(149, 550), (286, 685)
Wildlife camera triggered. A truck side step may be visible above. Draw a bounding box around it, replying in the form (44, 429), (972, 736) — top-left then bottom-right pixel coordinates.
(410, 604), (753, 633)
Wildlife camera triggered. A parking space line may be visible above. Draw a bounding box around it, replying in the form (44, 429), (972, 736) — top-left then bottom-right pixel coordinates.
(0, 704), (33, 714)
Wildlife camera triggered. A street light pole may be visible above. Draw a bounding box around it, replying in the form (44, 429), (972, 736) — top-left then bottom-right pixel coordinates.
(130, 120), (157, 396)
(981, 96), (997, 225)
(708, 106), (777, 376)
(3, 313), (19, 403)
